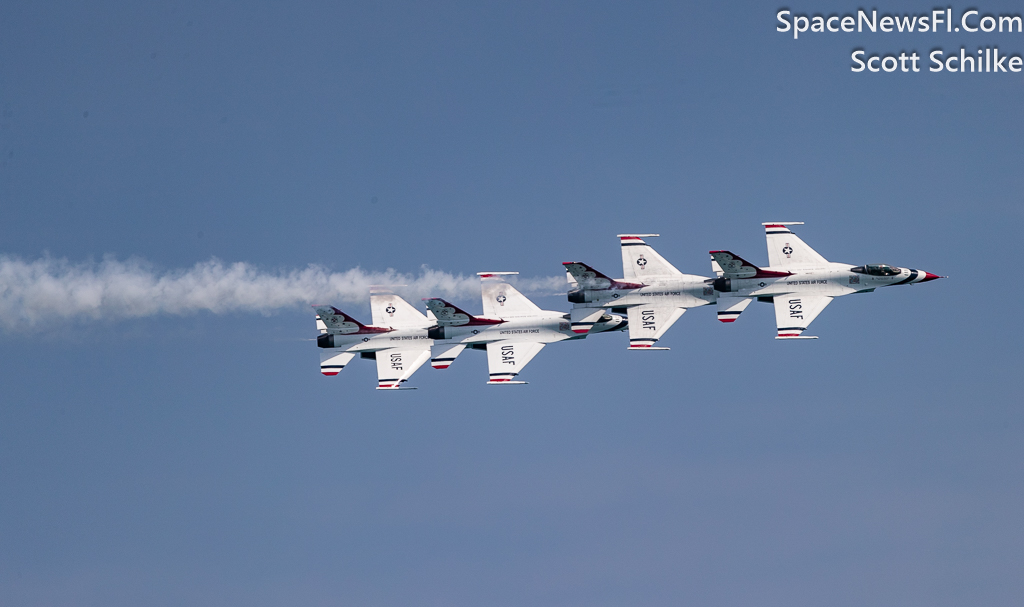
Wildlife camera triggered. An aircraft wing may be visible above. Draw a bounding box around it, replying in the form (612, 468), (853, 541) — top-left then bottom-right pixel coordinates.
(764, 222), (828, 268)
(618, 234), (682, 280)
(375, 346), (431, 389)
(773, 294), (832, 339)
(370, 288), (428, 328)
(479, 272), (543, 318)
(626, 305), (686, 349)
(486, 341), (546, 384)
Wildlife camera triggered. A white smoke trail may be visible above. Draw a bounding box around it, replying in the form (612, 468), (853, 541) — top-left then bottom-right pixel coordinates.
(0, 255), (567, 329)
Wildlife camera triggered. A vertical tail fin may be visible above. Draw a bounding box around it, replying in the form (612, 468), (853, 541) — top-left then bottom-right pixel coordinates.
(313, 305), (366, 334)
(562, 262), (643, 290)
(478, 272), (542, 318)
(422, 299), (503, 326)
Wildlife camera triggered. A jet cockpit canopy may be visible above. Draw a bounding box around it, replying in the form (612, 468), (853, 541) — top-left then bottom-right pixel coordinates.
(850, 264), (901, 276)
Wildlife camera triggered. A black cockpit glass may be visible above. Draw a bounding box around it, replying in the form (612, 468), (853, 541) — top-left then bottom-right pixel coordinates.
(850, 264), (901, 276)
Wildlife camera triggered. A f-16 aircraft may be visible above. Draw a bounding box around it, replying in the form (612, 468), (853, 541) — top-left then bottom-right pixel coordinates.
(424, 272), (625, 384)
(563, 235), (715, 350)
(314, 287), (434, 390)
(709, 222), (943, 339)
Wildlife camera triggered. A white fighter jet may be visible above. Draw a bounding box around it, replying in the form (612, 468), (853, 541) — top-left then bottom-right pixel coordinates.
(314, 287), (434, 390)
(424, 272), (625, 384)
(562, 235), (715, 350)
(709, 222), (944, 339)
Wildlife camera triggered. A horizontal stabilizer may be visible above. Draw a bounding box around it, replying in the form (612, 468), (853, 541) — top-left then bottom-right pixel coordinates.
(717, 297), (752, 323)
(708, 251), (792, 280)
(486, 380), (528, 385)
(430, 343), (467, 369)
(319, 351), (356, 376)
(569, 307), (607, 334)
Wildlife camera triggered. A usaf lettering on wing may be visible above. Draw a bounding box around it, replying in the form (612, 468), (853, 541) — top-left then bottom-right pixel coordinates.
(642, 310), (656, 330)
(789, 298), (804, 320)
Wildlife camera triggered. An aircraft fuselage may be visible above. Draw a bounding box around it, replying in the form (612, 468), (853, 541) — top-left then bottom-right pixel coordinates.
(569, 275), (714, 309)
(429, 312), (625, 344)
(715, 262), (938, 299)
(317, 326), (432, 352)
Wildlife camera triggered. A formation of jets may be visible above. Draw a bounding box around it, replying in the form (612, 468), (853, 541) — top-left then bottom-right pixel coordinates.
(314, 222), (943, 389)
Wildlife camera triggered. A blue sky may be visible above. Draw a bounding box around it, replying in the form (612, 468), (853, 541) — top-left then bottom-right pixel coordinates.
(2, 1), (1022, 605)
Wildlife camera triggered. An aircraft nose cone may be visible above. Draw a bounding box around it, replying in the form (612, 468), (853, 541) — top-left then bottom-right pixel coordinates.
(920, 272), (944, 282)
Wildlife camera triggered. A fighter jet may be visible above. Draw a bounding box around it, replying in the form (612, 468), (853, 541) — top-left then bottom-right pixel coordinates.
(313, 287), (434, 390)
(424, 272), (625, 384)
(563, 234), (715, 350)
(709, 222), (944, 339)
